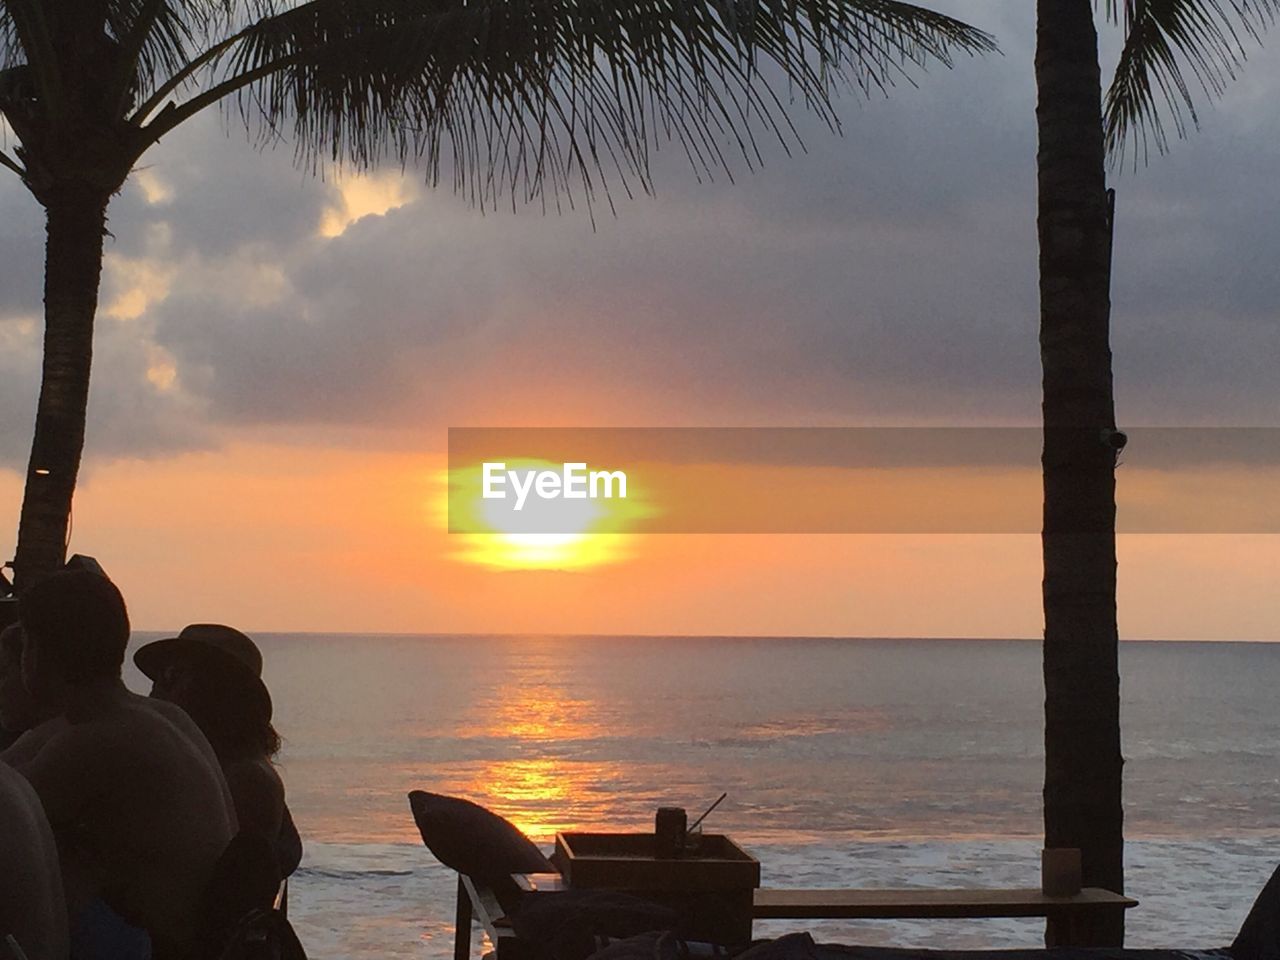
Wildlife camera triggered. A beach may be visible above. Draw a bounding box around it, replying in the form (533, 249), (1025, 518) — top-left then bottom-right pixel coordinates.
(119, 634), (1280, 960)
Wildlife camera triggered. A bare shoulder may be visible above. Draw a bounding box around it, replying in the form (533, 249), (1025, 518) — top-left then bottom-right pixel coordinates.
(137, 695), (214, 747)
(10, 720), (116, 822)
(0, 761), (66, 960)
(0, 759), (44, 821)
(15, 701), (199, 821)
(0, 716), (68, 766)
(0, 761), (60, 890)
(136, 694), (188, 725)
(135, 695), (226, 770)
(16, 718), (110, 767)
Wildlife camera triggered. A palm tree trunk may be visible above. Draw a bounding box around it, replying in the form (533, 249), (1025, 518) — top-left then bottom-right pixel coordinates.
(13, 186), (109, 590)
(1035, 0), (1124, 947)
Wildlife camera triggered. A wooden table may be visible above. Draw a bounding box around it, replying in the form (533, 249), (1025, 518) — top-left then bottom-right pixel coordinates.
(552, 831), (761, 945)
(753, 886), (1138, 946)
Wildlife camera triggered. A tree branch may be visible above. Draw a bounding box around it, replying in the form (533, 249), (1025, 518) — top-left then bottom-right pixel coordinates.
(130, 27), (253, 125)
(139, 54), (300, 147)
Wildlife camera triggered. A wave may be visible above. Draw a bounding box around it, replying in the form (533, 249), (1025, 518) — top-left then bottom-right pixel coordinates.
(295, 866), (417, 880)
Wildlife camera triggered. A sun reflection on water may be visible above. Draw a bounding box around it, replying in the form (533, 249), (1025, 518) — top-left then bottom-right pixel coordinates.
(458, 680), (600, 742)
(442, 669), (631, 841)
(432, 755), (635, 842)
(478, 757), (578, 839)
(291, 641), (686, 845)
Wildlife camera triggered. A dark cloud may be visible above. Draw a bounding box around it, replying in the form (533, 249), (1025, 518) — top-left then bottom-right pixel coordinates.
(0, 311), (213, 470)
(1, 0), (1278, 473)
(0, 188), (45, 315)
(107, 115), (335, 261)
(0, 317), (42, 462)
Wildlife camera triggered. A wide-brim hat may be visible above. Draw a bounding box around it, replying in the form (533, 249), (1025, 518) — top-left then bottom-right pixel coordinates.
(134, 623), (272, 723)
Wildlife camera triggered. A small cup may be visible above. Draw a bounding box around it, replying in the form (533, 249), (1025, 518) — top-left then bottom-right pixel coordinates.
(1041, 847), (1082, 897)
(682, 822), (704, 857)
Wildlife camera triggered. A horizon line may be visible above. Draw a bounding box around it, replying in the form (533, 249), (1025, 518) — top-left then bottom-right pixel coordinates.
(125, 629), (1279, 644)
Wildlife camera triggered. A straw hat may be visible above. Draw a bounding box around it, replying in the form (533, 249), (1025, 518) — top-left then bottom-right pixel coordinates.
(134, 624), (272, 723)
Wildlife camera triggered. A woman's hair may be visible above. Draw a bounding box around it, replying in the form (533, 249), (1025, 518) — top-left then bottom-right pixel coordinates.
(176, 672), (281, 758)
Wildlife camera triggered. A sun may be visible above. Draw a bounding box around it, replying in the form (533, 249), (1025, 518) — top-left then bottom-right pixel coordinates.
(440, 460), (649, 571)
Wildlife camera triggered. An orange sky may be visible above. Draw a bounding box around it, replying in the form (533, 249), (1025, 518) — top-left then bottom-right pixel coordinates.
(4, 437), (1274, 638)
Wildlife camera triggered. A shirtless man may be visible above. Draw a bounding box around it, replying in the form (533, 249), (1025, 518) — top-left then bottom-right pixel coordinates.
(0, 759), (67, 960)
(4, 571), (237, 960)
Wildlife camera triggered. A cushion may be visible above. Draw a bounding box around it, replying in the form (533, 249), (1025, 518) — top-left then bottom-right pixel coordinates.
(407, 790), (553, 884)
(734, 934), (820, 960)
(1235, 860), (1280, 960)
(584, 931), (672, 960)
(585, 930), (734, 960)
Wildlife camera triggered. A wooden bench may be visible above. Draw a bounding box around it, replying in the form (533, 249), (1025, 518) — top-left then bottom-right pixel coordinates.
(752, 885), (1136, 957)
(753, 887), (1137, 944)
(753, 886), (1136, 919)
(452, 875), (1138, 960)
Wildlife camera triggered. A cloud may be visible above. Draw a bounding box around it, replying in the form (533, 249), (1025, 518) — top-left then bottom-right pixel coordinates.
(1, 1), (1279, 476)
(0, 189), (45, 316)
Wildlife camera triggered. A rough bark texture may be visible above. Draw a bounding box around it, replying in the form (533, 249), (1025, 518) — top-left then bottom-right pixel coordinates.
(1035, 0), (1124, 947)
(14, 187), (110, 588)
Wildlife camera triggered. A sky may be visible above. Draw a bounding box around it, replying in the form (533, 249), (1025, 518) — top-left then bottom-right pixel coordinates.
(0, 1), (1278, 637)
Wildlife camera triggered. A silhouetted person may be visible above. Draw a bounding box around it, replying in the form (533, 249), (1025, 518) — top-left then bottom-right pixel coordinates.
(0, 759), (68, 960)
(0, 623), (58, 751)
(137, 624), (303, 879)
(3, 571), (236, 960)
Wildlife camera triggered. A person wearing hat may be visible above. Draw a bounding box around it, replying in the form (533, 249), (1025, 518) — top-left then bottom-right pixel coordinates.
(135, 624), (303, 879)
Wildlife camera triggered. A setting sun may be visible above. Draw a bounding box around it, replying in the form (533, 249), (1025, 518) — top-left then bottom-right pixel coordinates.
(443, 459), (648, 570)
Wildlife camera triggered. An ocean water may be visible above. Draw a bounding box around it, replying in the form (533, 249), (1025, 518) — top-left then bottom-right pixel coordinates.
(122, 636), (1280, 959)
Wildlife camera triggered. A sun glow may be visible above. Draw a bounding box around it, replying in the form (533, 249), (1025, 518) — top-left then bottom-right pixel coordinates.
(443, 460), (649, 571)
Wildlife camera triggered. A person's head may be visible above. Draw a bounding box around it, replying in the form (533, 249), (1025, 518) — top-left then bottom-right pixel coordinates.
(136, 625), (279, 759)
(0, 623), (41, 732)
(19, 570), (129, 696)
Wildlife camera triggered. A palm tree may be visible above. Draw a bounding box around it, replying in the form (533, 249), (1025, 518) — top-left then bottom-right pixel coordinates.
(0, 1), (992, 589)
(1037, 0), (1275, 945)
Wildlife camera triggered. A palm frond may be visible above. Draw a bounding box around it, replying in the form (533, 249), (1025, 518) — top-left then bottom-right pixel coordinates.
(0, 1), (61, 110)
(0, 8), (21, 69)
(144, 0), (994, 210)
(100, 0), (194, 111)
(1104, 0), (1279, 165)
(100, 1), (257, 112)
(0, 147), (23, 176)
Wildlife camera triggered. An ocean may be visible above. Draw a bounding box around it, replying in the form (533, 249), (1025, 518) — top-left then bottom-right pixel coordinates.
(122, 635), (1280, 960)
